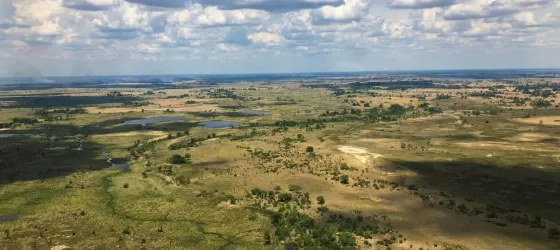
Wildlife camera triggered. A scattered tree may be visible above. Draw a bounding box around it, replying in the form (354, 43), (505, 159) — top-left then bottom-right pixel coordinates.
(306, 146), (314, 153)
(317, 196), (325, 205)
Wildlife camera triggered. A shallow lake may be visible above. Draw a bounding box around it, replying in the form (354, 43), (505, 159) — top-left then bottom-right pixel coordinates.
(241, 110), (270, 115)
(0, 215), (20, 223)
(200, 121), (242, 128)
(123, 116), (185, 125)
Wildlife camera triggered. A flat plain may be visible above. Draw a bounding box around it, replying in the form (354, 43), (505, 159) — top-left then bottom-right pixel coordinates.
(1, 75), (560, 249)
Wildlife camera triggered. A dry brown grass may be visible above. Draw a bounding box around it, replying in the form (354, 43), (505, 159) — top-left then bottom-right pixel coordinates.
(175, 122), (558, 250)
(505, 132), (558, 142)
(514, 116), (560, 126)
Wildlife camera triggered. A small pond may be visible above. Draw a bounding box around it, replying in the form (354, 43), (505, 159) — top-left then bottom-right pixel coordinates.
(112, 163), (131, 172)
(0, 215), (20, 223)
(123, 116), (185, 125)
(241, 110), (270, 116)
(200, 121), (242, 128)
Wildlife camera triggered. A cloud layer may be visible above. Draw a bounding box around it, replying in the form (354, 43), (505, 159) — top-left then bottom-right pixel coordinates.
(0, 0), (559, 76)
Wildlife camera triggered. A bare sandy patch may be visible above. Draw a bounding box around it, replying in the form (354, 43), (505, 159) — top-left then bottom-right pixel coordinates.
(338, 145), (383, 164)
(338, 145), (369, 154)
(456, 141), (519, 150)
(514, 116), (560, 126)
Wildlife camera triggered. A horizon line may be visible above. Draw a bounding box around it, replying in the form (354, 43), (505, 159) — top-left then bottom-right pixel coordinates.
(1, 67), (560, 79)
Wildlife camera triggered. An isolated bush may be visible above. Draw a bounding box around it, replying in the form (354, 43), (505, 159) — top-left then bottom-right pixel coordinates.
(317, 196), (325, 205)
(168, 154), (186, 164)
(306, 146), (314, 153)
(340, 175), (349, 184)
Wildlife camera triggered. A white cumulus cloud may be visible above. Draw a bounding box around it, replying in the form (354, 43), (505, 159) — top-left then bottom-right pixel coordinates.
(248, 32), (283, 45)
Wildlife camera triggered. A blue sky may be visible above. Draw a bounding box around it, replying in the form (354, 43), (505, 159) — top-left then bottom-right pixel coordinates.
(0, 0), (559, 77)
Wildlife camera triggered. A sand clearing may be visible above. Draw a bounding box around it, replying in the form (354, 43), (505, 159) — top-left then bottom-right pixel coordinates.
(338, 146), (383, 164)
(338, 145), (369, 154)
